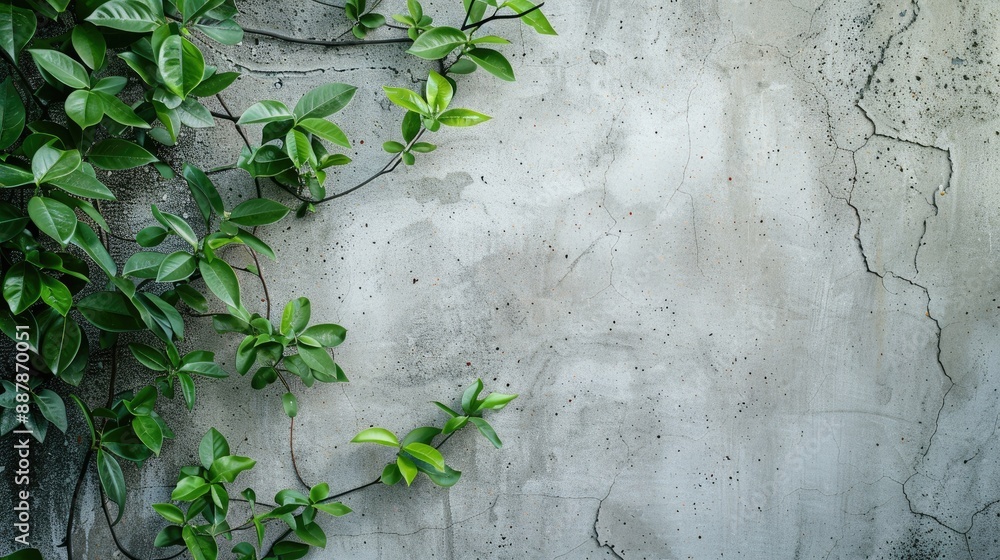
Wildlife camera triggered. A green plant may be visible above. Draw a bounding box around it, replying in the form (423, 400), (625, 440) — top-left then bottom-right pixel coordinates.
(0, 0), (552, 557)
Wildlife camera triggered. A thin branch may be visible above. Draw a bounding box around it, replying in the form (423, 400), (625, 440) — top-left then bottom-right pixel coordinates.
(242, 27), (411, 47)
(289, 417), (310, 489)
(59, 447), (94, 557)
(461, 2), (544, 31)
(99, 494), (185, 560)
(216, 93), (263, 199)
(210, 110), (239, 123)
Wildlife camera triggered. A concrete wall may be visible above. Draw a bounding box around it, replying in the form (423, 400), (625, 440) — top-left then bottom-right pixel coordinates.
(5, 0), (1000, 558)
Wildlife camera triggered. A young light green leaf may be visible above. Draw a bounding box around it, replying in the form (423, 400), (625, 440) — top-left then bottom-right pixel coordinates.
(152, 503), (185, 524)
(383, 87), (431, 116)
(407, 26), (467, 60)
(479, 392), (518, 410)
(171, 475), (210, 500)
(351, 427), (399, 447)
(294, 83), (357, 120)
(314, 501), (352, 516)
(402, 442), (445, 471)
(462, 378), (484, 414)
(397, 455), (417, 486)
(209, 455), (256, 483)
(438, 108), (491, 127)
(470, 417), (502, 448)
(281, 297), (310, 335)
(425, 70), (453, 114)
(297, 118), (350, 148)
(284, 129), (314, 168)
(28, 49), (90, 89)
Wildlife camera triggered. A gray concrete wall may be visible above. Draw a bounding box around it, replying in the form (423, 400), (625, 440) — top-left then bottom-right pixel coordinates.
(6, 0), (1000, 558)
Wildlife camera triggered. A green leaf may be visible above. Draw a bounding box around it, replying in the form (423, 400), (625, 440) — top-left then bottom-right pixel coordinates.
(72, 24), (107, 69)
(383, 141), (404, 154)
(199, 258), (240, 308)
(293, 83), (357, 120)
(123, 251), (166, 279)
(0, 202), (27, 242)
(209, 454), (256, 483)
(229, 198), (290, 227)
(470, 417), (502, 448)
(0, 3), (36, 64)
(402, 442), (445, 471)
(397, 455), (417, 485)
(281, 392), (297, 418)
(129, 342), (168, 371)
(0, 78), (26, 150)
(182, 525), (219, 560)
(133, 415), (164, 455)
(425, 70), (453, 114)
(97, 449), (127, 524)
(281, 297), (310, 335)
(294, 521), (326, 548)
(64, 89), (104, 129)
(152, 503), (185, 524)
(380, 463), (402, 485)
(89, 138), (157, 170)
(32, 143), (82, 185)
(48, 170), (116, 200)
(237, 100), (292, 124)
(95, 91), (150, 128)
(300, 323), (346, 347)
(360, 12), (385, 28)
(154, 206), (198, 247)
(28, 49), (90, 89)
(32, 389), (67, 432)
(136, 226), (168, 247)
(401, 110), (421, 143)
(3, 262), (41, 314)
(177, 97), (214, 128)
(284, 128), (314, 168)
(314, 501), (352, 516)
(69, 394), (97, 448)
(442, 415), (468, 434)
(433, 401), (460, 418)
(407, 26), (467, 60)
(470, 35), (511, 44)
(480, 392), (518, 410)
(383, 87), (430, 116)
(177, 372), (195, 410)
(87, 0), (165, 34)
(0, 163), (33, 187)
(158, 35), (205, 99)
(462, 378), (483, 414)
(351, 427), (399, 447)
(183, 164), (224, 221)
(39, 275), (72, 316)
(199, 428), (230, 470)
(72, 222), (117, 276)
(171, 475), (210, 501)
(309, 482), (329, 502)
(77, 292), (143, 331)
(157, 251), (196, 282)
(504, 0), (557, 35)
(438, 108), (491, 127)
(297, 345), (336, 374)
(125, 385), (157, 416)
(297, 118), (350, 148)
(467, 47), (515, 81)
(175, 284), (209, 312)
(195, 17), (243, 45)
(275, 488), (309, 506)
(92, 76), (128, 95)
(448, 57), (477, 74)
(153, 525), (183, 548)
(41, 315), (81, 375)
(28, 196), (77, 245)
(179, 361), (228, 378)
(410, 142), (435, 153)
(190, 71), (239, 97)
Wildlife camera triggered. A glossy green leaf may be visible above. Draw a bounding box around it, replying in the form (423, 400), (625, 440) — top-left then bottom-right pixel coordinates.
(425, 70), (453, 114)
(438, 108), (491, 127)
(195, 18), (243, 45)
(380, 463), (402, 485)
(300, 323), (346, 347)
(462, 378), (483, 414)
(284, 128), (313, 168)
(154, 206), (198, 247)
(28, 49), (90, 89)
(297, 118), (350, 148)
(293, 83), (357, 121)
(237, 100), (292, 124)
(97, 449), (127, 524)
(136, 226), (168, 247)
(133, 415), (164, 455)
(407, 26), (467, 60)
(480, 392), (518, 410)
(129, 342), (168, 371)
(158, 35), (205, 99)
(89, 138), (157, 170)
(190, 71), (239, 97)
(397, 454), (417, 485)
(0, 78), (26, 150)
(156, 251), (196, 282)
(314, 501), (351, 517)
(505, 0), (557, 35)
(41, 315), (81, 375)
(32, 143), (81, 185)
(65, 89), (104, 130)
(175, 283), (209, 312)
(199, 428), (230, 470)
(33, 389), (67, 432)
(152, 503), (185, 524)
(467, 47), (515, 81)
(442, 415), (468, 434)
(48, 170), (116, 200)
(199, 258), (240, 308)
(87, 0), (165, 34)
(28, 196), (77, 245)
(94, 92), (150, 128)
(281, 392), (297, 418)
(77, 292), (143, 331)
(123, 251), (166, 279)
(0, 3), (36, 63)
(383, 86), (430, 116)
(294, 521), (326, 548)
(172, 475), (210, 501)
(0, 163), (33, 187)
(3, 262), (40, 314)
(72, 24), (106, 69)
(39, 274), (72, 316)
(470, 417), (502, 448)
(177, 372), (195, 410)
(281, 297), (310, 335)
(178, 361), (228, 378)
(402, 442), (445, 471)
(351, 427), (399, 447)
(229, 198), (290, 227)
(209, 454), (255, 483)
(72, 223), (117, 276)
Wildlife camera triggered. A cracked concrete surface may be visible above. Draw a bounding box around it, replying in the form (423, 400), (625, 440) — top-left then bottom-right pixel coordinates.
(7, 0), (1000, 558)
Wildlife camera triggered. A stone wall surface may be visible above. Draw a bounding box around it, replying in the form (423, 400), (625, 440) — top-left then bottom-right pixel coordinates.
(3, 0), (1000, 558)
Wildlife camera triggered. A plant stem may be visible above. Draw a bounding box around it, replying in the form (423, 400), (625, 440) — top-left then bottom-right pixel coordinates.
(461, 2), (544, 31)
(241, 27), (411, 47)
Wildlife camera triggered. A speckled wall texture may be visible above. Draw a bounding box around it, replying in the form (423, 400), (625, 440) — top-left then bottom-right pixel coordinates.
(5, 0), (1000, 558)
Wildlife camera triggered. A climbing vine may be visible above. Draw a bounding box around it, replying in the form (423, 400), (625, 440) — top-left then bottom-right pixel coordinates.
(0, 0), (553, 557)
